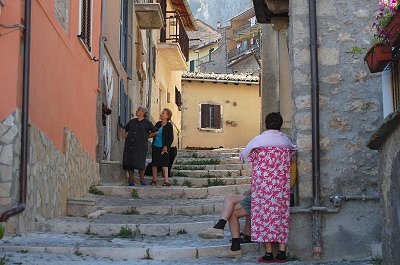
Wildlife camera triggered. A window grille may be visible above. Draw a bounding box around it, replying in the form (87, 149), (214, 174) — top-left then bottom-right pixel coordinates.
(79, 0), (92, 52)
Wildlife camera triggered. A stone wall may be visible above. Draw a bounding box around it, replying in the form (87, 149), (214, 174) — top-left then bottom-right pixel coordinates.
(230, 55), (260, 74)
(287, 0), (382, 259)
(369, 110), (400, 265)
(54, 0), (70, 32)
(200, 43), (230, 73)
(0, 110), (100, 233)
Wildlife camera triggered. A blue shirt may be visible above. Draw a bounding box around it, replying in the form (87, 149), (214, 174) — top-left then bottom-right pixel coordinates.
(153, 126), (163, 147)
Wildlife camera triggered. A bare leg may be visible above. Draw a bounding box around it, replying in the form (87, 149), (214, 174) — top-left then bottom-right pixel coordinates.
(278, 243), (286, 251)
(162, 166), (169, 183)
(220, 195), (244, 221)
(151, 166), (158, 182)
(242, 214), (251, 236)
(265, 243), (273, 253)
(228, 203), (249, 238)
(128, 170), (135, 183)
(139, 169), (145, 183)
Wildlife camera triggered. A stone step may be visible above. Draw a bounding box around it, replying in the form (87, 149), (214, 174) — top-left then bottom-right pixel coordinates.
(172, 163), (250, 171)
(37, 214), (223, 237)
(102, 176), (251, 187)
(170, 176), (251, 187)
(1, 232), (260, 261)
(95, 184), (250, 199)
(171, 169), (243, 178)
(68, 195), (226, 217)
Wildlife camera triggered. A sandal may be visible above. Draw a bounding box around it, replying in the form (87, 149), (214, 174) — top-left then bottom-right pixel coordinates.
(240, 232), (252, 243)
(150, 180), (157, 186)
(162, 182), (171, 186)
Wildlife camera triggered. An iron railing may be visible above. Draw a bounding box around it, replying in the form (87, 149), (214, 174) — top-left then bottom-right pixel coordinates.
(160, 11), (189, 61)
(232, 21), (259, 37)
(227, 42), (260, 61)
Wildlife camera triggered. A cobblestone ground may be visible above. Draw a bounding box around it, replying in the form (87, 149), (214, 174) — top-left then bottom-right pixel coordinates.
(1, 252), (377, 265)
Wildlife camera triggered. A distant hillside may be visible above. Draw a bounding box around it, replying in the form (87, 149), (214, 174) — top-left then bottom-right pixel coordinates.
(188, 0), (253, 28)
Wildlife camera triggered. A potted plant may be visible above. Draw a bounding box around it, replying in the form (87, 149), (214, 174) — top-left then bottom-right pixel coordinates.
(375, 0), (400, 46)
(364, 41), (392, 73)
(364, 1), (398, 73)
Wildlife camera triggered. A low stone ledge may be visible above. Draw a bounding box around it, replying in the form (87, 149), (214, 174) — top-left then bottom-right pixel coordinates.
(368, 109), (400, 150)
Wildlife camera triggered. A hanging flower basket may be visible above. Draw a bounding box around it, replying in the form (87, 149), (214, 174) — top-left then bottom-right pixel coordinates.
(364, 43), (392, 73)
(385, 13), (400, 47)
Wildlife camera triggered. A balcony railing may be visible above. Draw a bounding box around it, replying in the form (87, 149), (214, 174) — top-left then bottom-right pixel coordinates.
(160, 11), (189, 61)
(228, 42), (260, 61)
(232, 22), (260, 40)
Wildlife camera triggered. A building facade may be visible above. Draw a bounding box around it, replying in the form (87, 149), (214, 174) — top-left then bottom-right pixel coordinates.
(0, 0), (101, 232)
(253, 0), (383, 261)
(187, 20), (221, 73)
(226, 8), (261, 75)
(181, 72), (260, 149)
(99, 0), (196, 182)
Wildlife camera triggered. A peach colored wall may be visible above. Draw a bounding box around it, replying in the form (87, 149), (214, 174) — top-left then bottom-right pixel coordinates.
(0, 1), (23, 119)
(0, 0), (101, 158)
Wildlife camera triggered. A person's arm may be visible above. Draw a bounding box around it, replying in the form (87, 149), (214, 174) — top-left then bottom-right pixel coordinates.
(164, 123), (174, 148)
(149, 131), (157, 138)
(121, 121), (130, 140)
(121, 128), (127, 139)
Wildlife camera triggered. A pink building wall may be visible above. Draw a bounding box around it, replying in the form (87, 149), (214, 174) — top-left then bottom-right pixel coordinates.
(0, 0), (101, 158)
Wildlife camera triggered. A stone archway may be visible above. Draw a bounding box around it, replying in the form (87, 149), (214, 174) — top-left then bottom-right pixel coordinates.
(386, 151), (400, 263)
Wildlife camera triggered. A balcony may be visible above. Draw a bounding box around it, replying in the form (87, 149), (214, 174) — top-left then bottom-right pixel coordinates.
(231, 22), (260, 42)
(135, 2), (164, 29)
(228, 43), (260, 62)
(158, 11), (189, 71)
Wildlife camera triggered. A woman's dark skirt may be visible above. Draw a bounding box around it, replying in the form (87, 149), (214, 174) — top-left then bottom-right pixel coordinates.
(152, 146), (169, 167)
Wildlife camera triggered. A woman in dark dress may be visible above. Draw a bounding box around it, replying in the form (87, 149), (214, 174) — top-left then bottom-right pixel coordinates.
(122, 106), (157, 186)
(150, 108), (174, 186)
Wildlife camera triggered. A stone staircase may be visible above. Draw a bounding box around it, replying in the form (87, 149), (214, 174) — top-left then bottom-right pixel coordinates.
(1, 148), (263, 262)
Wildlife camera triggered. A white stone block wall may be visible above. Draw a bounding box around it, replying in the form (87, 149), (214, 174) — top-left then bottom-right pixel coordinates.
(0, 110), (99, 233)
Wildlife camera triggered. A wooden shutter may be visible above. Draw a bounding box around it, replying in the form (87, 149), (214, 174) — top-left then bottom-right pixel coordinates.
(119, 79), (126, 126)
(392, 59), (400, 111)
(127, 0), (134, 78)
(201, 104), (210, 128)
(213, 105), (221, 129)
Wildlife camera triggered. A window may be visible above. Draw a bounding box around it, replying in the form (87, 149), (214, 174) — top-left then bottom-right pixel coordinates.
(391, 58), (400, 111)
(209, 48), (214, 62)
(175, 87), (182, 110)
(189, 60), (195, 72)
(200, 104), (221, 129)
(120, 0), (129, 70)
(78, 0), (92, 51)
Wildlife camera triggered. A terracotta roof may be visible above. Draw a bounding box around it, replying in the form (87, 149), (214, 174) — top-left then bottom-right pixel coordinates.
(182, 72), (259, 83)
(188, 20), (221, 49)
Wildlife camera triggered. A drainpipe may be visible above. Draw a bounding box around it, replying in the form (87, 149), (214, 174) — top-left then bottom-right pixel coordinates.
(308, 0), (322, 259)
(0, 0), (32, 222)
(147, 29), (153, 116)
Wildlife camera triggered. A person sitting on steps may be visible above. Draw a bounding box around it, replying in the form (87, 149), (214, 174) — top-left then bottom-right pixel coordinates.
(197, 190), (252, 257)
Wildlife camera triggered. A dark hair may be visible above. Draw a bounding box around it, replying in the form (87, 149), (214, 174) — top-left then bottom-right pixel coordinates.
(265, 112), (283, 130)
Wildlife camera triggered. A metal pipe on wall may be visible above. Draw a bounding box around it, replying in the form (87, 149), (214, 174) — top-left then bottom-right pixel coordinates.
(0, 0), (32, 222)
(308, 0), (323, 259)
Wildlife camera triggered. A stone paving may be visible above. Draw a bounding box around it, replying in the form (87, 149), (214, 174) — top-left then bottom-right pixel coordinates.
(0, 252), (378, 265)
(0, 148), (381, 263)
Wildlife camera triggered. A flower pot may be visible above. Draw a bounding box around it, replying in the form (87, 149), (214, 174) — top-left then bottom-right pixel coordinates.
(364, 43), (392, 73)
(386, 13), (400, 47)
